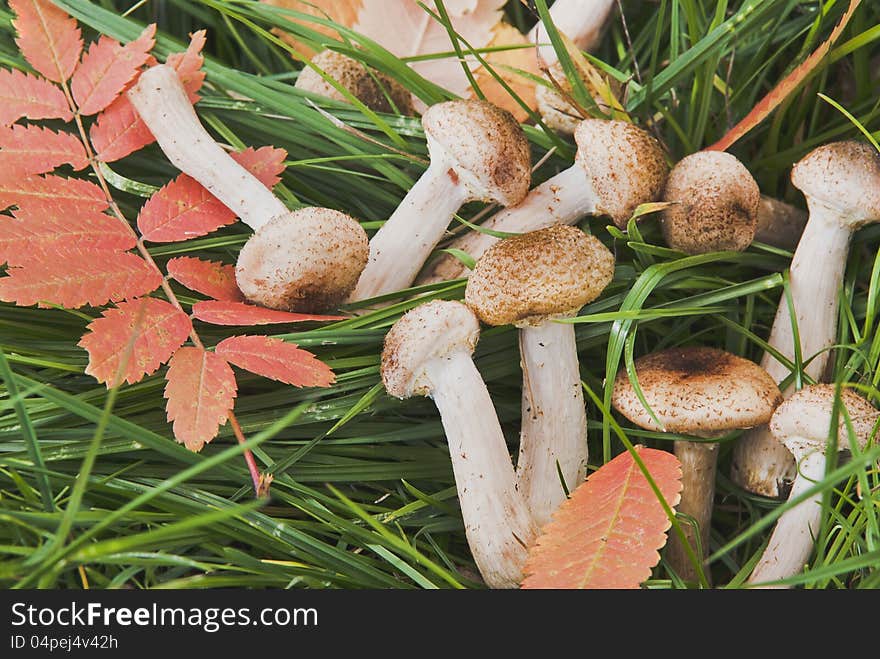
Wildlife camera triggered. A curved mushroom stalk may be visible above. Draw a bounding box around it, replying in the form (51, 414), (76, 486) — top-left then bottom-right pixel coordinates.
(528, 0), (616, 64)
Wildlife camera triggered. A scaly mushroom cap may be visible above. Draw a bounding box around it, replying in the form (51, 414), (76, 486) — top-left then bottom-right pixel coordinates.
(421, 99), (531, 207)
(294, 50), (414, 115)
(465, 225), (615, 327)
(612, 347), (782, 435)
(381, 300), (480, 399)
(236, 207), (368, 312)
(661, 151), (761, 254)
(574, 119), (669, 228)
(791, 141), (880, 227)
(535, 61), (622, 136)
(770, 384), (879, 454)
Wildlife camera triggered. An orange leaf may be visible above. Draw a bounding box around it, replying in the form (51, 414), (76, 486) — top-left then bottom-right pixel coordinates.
(521, 446), (683, 589)
(166, 256), (244, 302)
(0, 205), (135, 266)
(707, 0), (861, 152)
(0, 247), (162, 308)
(0, 174), (107, 213)
(0, 68), (72, 126)
(71, 24), (157, 116)
(262, 1), (363, 58)
(10, 0), (82, 83)
(137, 149), (284, 242)
(193, 300), (345, 325)
(78, 297), (192, 387)
(164, 346), (237, 452)
(472, 22), (539, 121)
(0, 124), (87, 179)
(215, 335), (336, 387)
(90, 31), (207, 162)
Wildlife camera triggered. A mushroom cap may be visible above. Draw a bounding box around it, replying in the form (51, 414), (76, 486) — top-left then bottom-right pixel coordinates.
(769, 384), (879, 454)
(611, 347), (782, 435)
(465, 225), (615, 327)
(791, 141), (880, 227)
(660, 151), (761, 254)
(294, 50), (414, 115)
(236, 207), (368, 312)
(381, 300), (480, 399)
(421, 99), (531, 207)
(574, 119), (669, 228)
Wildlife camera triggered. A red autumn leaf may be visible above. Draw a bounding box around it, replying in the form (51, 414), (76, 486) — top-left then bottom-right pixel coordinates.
(232, 146), (288, 188)
(707, 0), (860, 152)
(137, 149), (284, 242)
(9, 0), (82, 83)
(164, 346), (237, 452)
(0, 124), (87, 179)
(78, 297), (192, 387)
(90, 31), (207, 162)
(0, 174), (107, 213)
(193, 300), (346, 326)
(166, 256), (244, 302)
(0, 205), (135, 266)
(521, 446), (683, 589)
(71, 24), (157, 116)
(0, 68), (72, 126)
(0, 247), (162, 308)
(215, 335), (336, 387)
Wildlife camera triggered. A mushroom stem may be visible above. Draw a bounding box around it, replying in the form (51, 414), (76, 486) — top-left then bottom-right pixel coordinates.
(732, 203), (852, 496)
(529, 0), (616, 64)
(517, 318), (588, 527)
(665, 439), (719, 585)
(420, 164), (598, 283)
(127, 65), (288, 230)
(349, 162), (469, 301)
(426, 351), (538, 588)
(747, 447), (826, 588)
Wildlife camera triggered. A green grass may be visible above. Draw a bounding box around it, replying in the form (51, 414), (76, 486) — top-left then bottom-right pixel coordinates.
(1, 0), (879, 589)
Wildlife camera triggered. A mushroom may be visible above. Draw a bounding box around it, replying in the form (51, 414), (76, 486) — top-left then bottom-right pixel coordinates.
(535, 60), (622, 136)
(731, 141), (880, 497)
(348, 99), (531, 302)
(295, 49), (414, 115)
(755, 196), (808, 250)
(420, 118), (668, 284)
(748, 384), (879, 588)
(528, 0), (616, 65)
(465, 225), (615, 527)
(128, 64), (368, 312)
(660, 151), (761, 254)
(381, 300), (537, 588)
(611, 347), (782, 585)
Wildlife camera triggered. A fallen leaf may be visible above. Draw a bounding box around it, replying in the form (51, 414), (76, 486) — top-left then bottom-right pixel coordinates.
(215, 335), (336, 387)
(0, 124), (87, 179)
(166, 256), (244, 302)
(192, 300), (345, 325)
(262, 0), (363, 59)
(9, 0), (82, 83)
(0, 68), (72, 126)
(0, 174), (107, 213)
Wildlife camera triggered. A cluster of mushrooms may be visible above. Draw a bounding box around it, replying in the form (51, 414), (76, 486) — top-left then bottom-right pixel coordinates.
(127, 53), (880, 589)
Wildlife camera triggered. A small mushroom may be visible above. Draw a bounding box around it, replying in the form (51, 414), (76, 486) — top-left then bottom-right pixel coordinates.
(731, 141), (880, 498)
(660, 151), (761, 254)
(421, 118), (668, 283)
(348, 99), (531, 302)
(535, 60), (622, 135)
(295, 50), (414, 115)
(748, 385), (879, 588)
(128, 64), (368, 311)
(755, 196), (808, 250)
(465, 225), (615, 527)
(381, 300), (537, 588)
(528, 0), (616, 65)
(611, 347), (782, 585)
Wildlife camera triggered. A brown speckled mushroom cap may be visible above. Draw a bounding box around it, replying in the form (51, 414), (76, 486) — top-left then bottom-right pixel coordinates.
(464, 225), (615, 327)
(660, 151), (761, 254)
(574, 119), (669, 228)
(770, 384), (879, 453)
(791, 141), (880, 227)
(236, 207), (368, 312)
(421, 99), (531, 207)
(294, 50), (414, 115)
(381, 300), (480, 399)
(611, 347), (782, 436)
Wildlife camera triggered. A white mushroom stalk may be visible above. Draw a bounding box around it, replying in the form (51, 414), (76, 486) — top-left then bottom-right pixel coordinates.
(465, 225), (615, 528)
(611, 347), (782, 585)
(348, 99), (531, 302)
(420, 118), (667, 284)
(529, 0), (616, 65)
(748, 385), (879, 588)
(381, 300), (537, 588)
(128, 64), (368, 312)
(731, 142), (880, 497)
